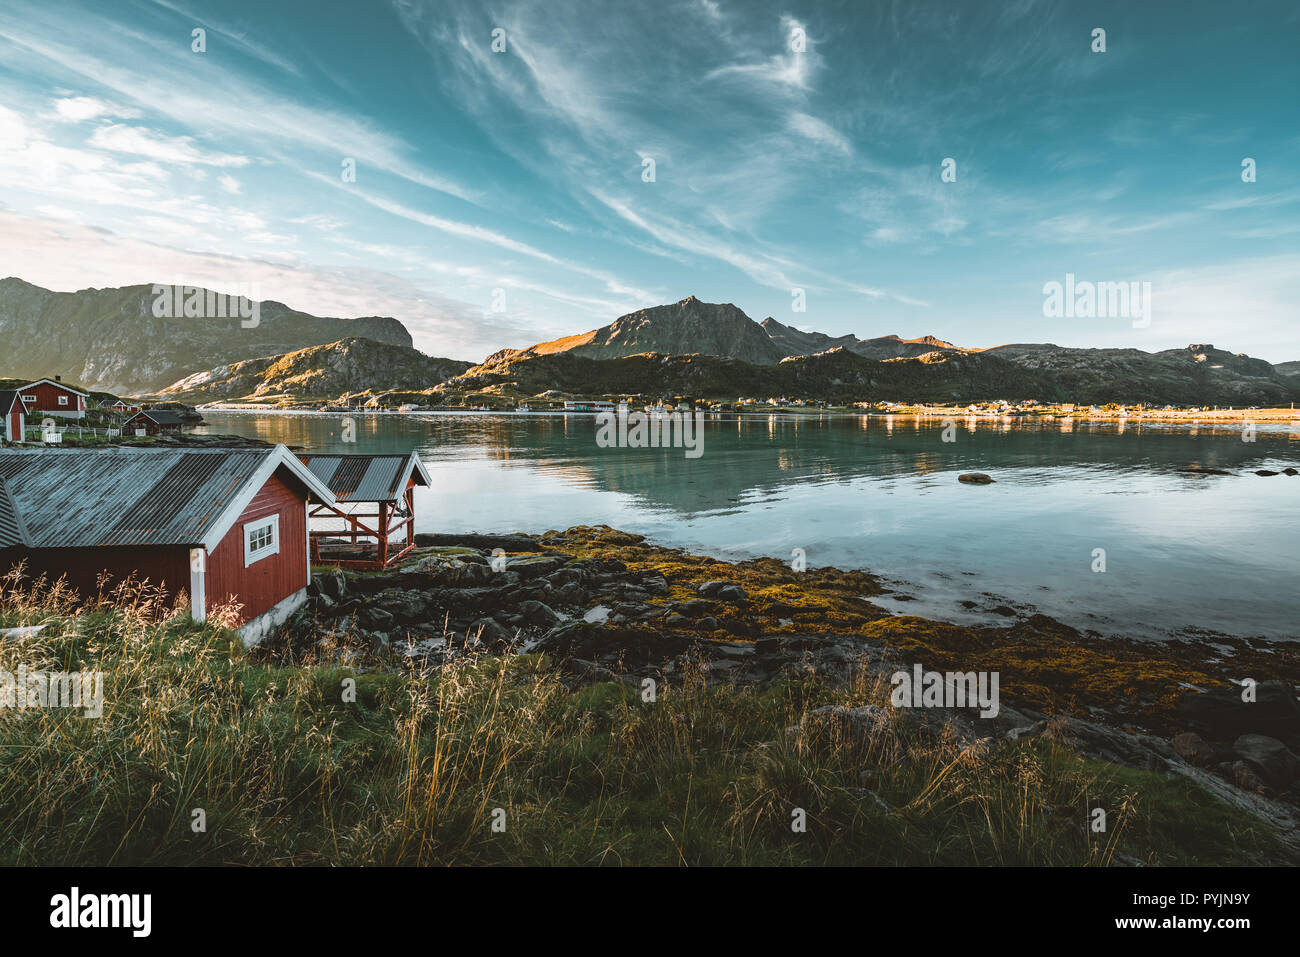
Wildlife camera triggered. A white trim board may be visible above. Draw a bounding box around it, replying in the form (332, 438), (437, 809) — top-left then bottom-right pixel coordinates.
(189, 547), (207, 623)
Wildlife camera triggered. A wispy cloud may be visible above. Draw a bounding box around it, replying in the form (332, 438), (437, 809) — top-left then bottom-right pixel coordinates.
(0, 0), (1294, 360)
(88, 123), (249, 167)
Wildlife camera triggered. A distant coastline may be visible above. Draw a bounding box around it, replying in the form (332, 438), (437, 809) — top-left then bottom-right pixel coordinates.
(194, 401), (1300, 425)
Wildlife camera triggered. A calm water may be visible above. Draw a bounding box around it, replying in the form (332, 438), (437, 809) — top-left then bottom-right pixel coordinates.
(198, 411), (1300, 641)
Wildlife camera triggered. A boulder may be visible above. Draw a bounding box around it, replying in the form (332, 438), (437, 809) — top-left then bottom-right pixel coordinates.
(544, 567), (586, 589)
(506, 555), (567, 580)
(1233, 734), (1299, 789)
(957, 472), (995, 484)
(469, 617), (514, 649)
(1172, 731), (1218, 766)
(518, 600), (561, 628)
(416, 532), (543, 552)
(314, 569), (348, 601)
(374, 589), (429, 622)
(612, 601), (653, 620)
(675, 599), (717, 618)
(642, 575), (670, 596)
(360, 607), (395, 630)
(1178, 681), (1300, 739)
(412, 557), (494, 588)
(1220, 760), (1267, 793)
(414, 545), (490, 565)
(698, 580), (748, 602)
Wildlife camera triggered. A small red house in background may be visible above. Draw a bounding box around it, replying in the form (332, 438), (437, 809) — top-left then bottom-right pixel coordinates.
(100, 399), (142, 416)
(0, 445), (336, 645)
(17, 377), (88, 419)
(0, 391), (24, 442)
(124, 409), (186, 435)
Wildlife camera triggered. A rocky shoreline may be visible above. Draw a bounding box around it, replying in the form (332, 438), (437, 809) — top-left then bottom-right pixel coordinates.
(264, 524), (1300, 858)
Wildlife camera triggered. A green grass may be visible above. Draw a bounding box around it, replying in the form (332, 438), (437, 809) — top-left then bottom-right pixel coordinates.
(0, 571), (1287, 866)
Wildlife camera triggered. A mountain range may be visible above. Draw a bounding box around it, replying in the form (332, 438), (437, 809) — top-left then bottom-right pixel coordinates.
(156, 337), (473, 404)
(1, 281), (1297, 407)
(488, 296), (965, 366)
(0, 277), (411, 393)
(448, 295), (1300, 406)
(432, 346), (1055, 407)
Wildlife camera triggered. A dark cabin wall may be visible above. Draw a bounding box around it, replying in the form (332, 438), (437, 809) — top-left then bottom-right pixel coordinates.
(0, 545), (191, 604)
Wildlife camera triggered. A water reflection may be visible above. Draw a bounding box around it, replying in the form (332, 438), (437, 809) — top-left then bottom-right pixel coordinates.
(198, 411), (1300, 640)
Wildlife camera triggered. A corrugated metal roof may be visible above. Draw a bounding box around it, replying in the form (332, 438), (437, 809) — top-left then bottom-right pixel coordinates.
(0, 479), (28, 548)
(0, 447), (281, 547)
(298, 453), (429, 502)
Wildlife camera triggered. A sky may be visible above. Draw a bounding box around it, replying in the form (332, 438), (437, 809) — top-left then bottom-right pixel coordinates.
(0, 0), (1297, 363)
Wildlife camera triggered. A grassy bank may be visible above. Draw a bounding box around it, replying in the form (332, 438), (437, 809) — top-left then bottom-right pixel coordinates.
(0, 575), (1285, 866)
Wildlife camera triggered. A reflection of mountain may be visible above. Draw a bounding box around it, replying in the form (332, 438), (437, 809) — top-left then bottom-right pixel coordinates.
(198, 412), (1296, 519)
(553, 417), (1294, 517)
(197, 408), (1294, 514)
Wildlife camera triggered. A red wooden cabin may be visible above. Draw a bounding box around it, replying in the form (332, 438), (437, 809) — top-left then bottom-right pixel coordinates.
(100, 399), (142, 416)
(17, 378), (88, 419)
(298, 452), (431, 569)
(0, 391), (24, 442)
(123, 409), (187, 435)
(0, 445), (336, 646)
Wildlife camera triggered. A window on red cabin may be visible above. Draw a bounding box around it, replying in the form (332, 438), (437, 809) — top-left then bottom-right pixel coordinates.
(244, 515), (280, 567)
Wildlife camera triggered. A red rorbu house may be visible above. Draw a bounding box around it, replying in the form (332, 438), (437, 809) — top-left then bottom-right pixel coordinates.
(17, 377), (88, 419)
(124, 409), (187, 436)
(0, 391), (24, 442)
(100, 399), (142, 416)
(299, 452), (431, 569)
(0, 445), (336, 646)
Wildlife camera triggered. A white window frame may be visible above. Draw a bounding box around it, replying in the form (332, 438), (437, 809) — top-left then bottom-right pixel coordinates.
(21, 395), (35, 404)
(244, 514), (280, 567)
(57, 395), (68, 406)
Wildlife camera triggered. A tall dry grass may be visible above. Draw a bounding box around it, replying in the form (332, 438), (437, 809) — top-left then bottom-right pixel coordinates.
(0, 570), (1283, 865)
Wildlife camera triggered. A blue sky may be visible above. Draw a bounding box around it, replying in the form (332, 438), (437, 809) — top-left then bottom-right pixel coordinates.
(0, 0), (1297, 362)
